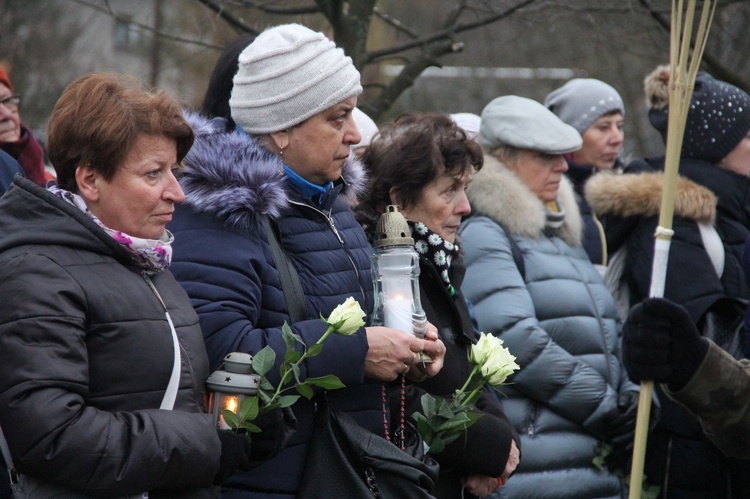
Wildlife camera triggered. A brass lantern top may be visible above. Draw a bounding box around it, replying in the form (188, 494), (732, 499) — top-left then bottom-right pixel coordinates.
(372, 205), (413, 248)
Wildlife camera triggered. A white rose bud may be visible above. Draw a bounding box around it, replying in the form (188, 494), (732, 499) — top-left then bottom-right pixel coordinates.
(470, 332), (494, 365)
(326, 297), (366, 336)
(472, 333), (519, 387)
(481, 344), (520, 386)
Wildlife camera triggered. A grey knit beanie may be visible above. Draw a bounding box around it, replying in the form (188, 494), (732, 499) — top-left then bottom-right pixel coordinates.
(544, 78), (624, 134)
(230, 24), (362, 134)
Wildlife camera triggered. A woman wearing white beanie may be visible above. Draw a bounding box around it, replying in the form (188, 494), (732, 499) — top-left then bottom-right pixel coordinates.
(168, 24), (445, 498)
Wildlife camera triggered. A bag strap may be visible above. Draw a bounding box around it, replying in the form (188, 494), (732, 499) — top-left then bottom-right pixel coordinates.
(142, 273), (181, 411)
(0, 424), (19, 488)
(260, 214), (308, 323)
(698, 222), (725, 279)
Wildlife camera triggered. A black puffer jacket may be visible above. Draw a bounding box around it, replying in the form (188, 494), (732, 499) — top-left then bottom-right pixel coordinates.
(0, 177), (219, 497)
(587, 157), (750, 498)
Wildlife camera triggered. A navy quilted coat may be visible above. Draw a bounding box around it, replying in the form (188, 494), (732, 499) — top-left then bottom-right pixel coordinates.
(169, 114), (381, 497)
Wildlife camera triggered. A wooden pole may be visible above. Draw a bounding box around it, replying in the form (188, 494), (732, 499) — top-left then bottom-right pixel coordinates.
(627, 1), (716, 497)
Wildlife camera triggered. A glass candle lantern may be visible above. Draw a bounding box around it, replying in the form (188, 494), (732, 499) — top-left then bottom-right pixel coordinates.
(371, 205), (428, 339)
(206, 352), (260, 430)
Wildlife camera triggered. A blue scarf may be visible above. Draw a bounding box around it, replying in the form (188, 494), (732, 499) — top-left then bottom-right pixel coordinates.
(283, 165), (334, 206)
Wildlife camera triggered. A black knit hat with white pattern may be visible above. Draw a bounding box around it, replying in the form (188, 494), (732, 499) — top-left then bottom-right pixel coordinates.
(646, 66), (750, 164)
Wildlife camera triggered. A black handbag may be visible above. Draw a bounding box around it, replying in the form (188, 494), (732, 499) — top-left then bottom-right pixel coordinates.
(261, 215), (439, 498)
(297, 397), (439, 498)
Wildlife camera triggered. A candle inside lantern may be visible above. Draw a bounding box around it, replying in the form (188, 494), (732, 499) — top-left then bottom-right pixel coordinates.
(383, 292), (414, 334)
(206, 352), (260, 430)
(217, 394), (239, 430)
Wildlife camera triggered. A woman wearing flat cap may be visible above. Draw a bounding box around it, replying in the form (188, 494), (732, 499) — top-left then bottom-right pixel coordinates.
(458, 96), (639, 498)
(168, 23), (445, 497)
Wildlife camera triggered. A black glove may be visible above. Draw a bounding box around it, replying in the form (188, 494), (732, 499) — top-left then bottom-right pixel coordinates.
(246, 407), (297, 468)
(606, 391), (638, 442)
(603, 391), (639, 474)
(214, 430), (252, 485)
(623, 298), (709, 391)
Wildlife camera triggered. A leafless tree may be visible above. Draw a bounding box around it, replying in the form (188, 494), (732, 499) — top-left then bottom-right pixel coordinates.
(195, 0), (538, 119)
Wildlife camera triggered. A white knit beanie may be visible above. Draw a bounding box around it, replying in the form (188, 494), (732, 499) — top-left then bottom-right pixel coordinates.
(450, 113), (482, 139)
(230, 24), (362, 134)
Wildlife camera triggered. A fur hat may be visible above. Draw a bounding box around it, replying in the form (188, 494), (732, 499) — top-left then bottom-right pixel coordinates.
(0, 66), (12, 92)
(479, 95), (582, 154)
(544, 78), (624, 134)
(646, 65), (750, 163)
(230, 24), (362, 134)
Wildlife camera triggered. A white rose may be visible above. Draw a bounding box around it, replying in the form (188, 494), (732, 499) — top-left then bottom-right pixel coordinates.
(470, 332), (495, 365)
(481, 345), (520, 386)
(326, 297), (366, 336)
(472, 333), (519, 386)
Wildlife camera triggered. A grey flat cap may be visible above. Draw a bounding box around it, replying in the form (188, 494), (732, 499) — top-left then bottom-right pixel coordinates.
(479, 95), (582, 154)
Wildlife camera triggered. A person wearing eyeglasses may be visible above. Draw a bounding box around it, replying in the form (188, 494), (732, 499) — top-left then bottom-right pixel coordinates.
(0, 66), (52, 186)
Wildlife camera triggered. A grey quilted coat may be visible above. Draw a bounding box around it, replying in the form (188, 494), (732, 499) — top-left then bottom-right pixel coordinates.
(459, 155), (635, 499)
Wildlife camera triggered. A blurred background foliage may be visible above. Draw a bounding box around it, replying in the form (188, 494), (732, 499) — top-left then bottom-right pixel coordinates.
(2, 0), (750, 159)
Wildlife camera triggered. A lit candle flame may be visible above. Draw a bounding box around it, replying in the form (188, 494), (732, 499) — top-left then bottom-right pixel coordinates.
(224, 395), (238, 413)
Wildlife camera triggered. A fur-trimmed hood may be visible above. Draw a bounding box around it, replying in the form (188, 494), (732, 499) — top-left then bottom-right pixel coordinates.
(179, 112), (367, 231)
(585, 170), (716, 224)
(465, 154), (583, 246)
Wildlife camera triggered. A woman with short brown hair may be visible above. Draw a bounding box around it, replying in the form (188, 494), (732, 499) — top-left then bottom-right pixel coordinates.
(47, 73), (193, 192)
(0, 72), (256, 496)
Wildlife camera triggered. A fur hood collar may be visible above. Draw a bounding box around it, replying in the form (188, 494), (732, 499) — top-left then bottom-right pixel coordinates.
(585, 171), (716, 224)
(466, 154), (582, 246)
(179, 112), (367, 231)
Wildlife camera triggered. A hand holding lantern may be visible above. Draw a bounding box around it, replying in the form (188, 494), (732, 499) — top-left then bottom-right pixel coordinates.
(206, 297), (366, 434)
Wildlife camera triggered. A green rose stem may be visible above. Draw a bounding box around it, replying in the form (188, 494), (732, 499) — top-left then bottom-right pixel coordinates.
(267, 324), (337, 404)
(455, 366), (483, 407)
(224, 297), (365, 433)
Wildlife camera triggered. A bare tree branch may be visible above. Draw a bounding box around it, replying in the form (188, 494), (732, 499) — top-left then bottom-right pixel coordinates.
(196, 0), (260, 35)
(372, 6), (418, 39)
(366, 0), (535, 63)
(72, 0), (223, 49)
(238, 0), (320, 14)
(365, 39), (464, 119)
(637, 0), (750, 93)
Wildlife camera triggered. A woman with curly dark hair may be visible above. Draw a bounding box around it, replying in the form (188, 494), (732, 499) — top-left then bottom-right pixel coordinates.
(356, 112), (520, 498)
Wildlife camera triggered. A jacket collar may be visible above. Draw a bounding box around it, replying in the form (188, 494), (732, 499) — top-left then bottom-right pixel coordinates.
(465, 154), (583, 246)
(585, 167), (717, 224)
(179, 112), (367, 231)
